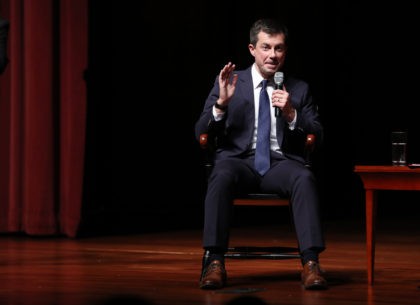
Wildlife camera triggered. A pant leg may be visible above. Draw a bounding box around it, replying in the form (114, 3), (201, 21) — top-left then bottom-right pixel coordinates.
(260, 158), (325, 253)
(202, 157), (259, 250)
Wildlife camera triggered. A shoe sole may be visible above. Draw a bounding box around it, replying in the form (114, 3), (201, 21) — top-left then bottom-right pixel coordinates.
(303, 283), (328, 290)
(199, 282), (225, 289)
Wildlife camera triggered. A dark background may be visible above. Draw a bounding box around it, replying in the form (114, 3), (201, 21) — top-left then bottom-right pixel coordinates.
(105, 0), (420, 235)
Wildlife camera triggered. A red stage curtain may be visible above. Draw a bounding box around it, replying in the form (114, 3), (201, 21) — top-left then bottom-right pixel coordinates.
(0, 0), (88, 237)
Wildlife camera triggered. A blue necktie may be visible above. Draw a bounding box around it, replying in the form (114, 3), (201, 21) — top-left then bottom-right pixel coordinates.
(255, 79), (271, 175)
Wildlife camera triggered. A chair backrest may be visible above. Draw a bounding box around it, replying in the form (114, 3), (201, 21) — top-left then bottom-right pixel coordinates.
(199, 132), (316, 174)
(199, 132), (316, 207)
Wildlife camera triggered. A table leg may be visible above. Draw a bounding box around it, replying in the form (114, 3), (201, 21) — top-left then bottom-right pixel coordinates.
(365, 189), (377, 285)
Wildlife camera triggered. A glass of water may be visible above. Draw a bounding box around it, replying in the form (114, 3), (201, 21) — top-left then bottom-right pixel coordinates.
(391, 131), (407, 166)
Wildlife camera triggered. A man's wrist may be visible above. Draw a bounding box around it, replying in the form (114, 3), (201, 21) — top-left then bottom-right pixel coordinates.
(214, 102), (228, 110)
(285, 108), (296, 123)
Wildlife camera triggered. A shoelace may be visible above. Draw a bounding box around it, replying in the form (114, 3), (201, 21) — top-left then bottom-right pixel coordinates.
(307, 261), (320, 273)
(205, 262), (224, 275)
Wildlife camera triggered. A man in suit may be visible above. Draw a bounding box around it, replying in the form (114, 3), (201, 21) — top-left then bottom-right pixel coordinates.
(0, 16), (9, 74)
(195, 18), (327, 290)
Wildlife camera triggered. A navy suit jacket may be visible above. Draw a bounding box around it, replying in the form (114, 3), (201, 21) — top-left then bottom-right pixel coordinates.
(195, 66), (323, 163)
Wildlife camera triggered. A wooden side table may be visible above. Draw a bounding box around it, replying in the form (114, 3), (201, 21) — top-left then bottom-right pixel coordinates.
(354, 165), (420, 284)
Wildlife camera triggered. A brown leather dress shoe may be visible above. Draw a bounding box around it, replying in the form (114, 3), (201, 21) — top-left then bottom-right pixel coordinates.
(199, 260), (227, 289)
(301, 260), (328, 290)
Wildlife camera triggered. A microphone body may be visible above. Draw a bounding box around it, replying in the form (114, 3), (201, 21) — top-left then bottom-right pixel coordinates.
(274, 82), (282, 117)
(273, 72), (284, 117)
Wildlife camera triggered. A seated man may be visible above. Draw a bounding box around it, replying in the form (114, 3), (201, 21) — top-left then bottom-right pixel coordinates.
(194, 18), (327, 290)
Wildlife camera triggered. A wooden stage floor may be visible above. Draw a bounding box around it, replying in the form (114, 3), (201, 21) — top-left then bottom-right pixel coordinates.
(0, 213), (419, 305)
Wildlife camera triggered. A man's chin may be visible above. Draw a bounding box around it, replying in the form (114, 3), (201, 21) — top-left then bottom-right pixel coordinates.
(265, 65), (279, 74)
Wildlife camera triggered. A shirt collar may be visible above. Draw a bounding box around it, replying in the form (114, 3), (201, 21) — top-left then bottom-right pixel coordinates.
(251, 64), (265, 89)
(251, 64), (276, 88)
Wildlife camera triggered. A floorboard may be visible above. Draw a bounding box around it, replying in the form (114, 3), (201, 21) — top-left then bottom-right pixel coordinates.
(0, 214), (419, 305)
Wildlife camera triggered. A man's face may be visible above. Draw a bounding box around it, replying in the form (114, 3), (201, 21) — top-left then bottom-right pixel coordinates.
(249, 31), (287, 79)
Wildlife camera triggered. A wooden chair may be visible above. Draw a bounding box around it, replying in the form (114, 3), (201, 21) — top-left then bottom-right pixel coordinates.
(199, 132), (316, 260)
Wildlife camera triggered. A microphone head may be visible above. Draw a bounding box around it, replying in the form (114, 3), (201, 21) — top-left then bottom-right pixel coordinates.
(274, 71), (284, 85)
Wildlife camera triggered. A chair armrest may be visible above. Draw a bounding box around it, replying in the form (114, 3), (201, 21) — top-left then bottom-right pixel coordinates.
(199, 133), (215, 177)
(199, 134), (209, 150)
(306, 134), (315, 150)
(305, 134), (315, 167)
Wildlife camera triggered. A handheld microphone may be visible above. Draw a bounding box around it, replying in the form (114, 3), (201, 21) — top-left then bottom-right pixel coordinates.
(274, 71), (284, 117)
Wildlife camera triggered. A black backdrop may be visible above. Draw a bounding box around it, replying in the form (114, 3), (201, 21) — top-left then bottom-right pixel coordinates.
(108, 0), (420, 234)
